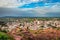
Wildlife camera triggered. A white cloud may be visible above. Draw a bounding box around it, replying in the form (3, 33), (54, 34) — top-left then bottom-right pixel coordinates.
(0, 3), (60, 17)
(19, 2), (60, 14)
(0, 0), (40, 7)
(0, 0), (60, 15)
(20, 2), (60, 14)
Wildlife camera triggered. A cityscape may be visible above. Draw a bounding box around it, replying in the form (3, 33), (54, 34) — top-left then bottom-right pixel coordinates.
(0, 17), (60, 40)
(0, 0), (60, 40)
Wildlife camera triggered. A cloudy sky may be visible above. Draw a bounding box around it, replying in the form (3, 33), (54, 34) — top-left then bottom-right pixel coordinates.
(0, 0), (60, 17)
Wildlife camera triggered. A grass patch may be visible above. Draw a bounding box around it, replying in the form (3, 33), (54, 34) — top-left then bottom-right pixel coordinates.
(0, 32), (14, 40)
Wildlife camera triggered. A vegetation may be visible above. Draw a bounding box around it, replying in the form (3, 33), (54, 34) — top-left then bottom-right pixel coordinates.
(0, 32), (14, 40)
(0, 17), (60, 22)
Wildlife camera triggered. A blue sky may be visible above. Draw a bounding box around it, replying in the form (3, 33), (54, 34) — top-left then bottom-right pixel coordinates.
(0, 0), (60, 17)
(19, 0), (60, 8)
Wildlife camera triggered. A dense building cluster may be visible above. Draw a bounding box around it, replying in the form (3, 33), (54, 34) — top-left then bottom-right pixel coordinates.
(0, 18), (60, 40)
(0, 19), (60, 32)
